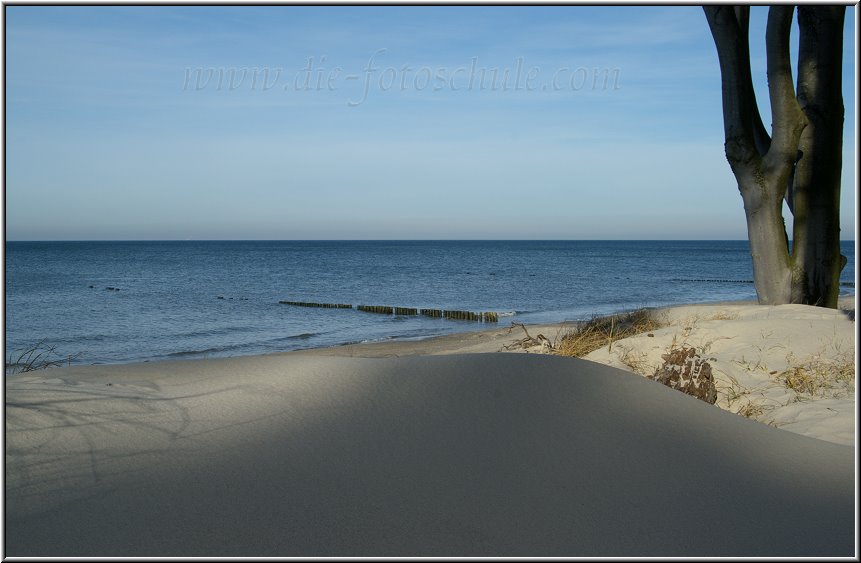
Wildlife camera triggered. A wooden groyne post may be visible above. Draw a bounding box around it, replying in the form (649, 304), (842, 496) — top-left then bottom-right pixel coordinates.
(357, 305), (395, 315)
(279, 299), (499, 323)
(441, 310), (497, 322)
(279, 300), (353, 309)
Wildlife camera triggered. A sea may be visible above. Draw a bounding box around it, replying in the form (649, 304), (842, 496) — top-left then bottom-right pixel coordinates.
(4, 240), (856, 367)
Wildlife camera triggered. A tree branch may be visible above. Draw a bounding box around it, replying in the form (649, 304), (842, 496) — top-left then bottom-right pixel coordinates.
(703, 6), (769, 171)
(734, 6), (771, 156)
(764, 6), (807, 176)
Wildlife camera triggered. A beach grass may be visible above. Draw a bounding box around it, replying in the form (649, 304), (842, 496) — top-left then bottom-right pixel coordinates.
(5, 340), (81, 375)
(555, 308), (664, 358)
(776, 351), (855, 397)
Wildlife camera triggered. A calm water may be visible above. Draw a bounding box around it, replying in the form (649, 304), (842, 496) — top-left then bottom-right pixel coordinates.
(4, 240), (855, 366)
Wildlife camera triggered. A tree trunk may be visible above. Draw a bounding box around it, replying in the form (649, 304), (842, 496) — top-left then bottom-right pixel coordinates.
(791, 6), (847, 307)
(738, 174), (792, 305)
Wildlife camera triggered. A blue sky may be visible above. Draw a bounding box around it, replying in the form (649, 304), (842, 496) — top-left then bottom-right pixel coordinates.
(4, 5), (856, 240)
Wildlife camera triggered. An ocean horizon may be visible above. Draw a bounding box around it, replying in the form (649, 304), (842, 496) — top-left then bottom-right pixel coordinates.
(5, 239), (856, 367)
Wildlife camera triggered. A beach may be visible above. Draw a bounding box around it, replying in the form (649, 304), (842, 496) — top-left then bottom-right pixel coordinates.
(4, 297), (856, 557)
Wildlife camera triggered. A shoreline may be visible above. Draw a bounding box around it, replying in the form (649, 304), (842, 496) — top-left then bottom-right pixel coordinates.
(267, 294), (858, 360)
(7, 294), (854, 367)
(4, 297), (765, 369)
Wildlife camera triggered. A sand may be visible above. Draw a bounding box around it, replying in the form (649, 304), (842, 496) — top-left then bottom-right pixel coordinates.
(584, 296), (857, 447)
(3, 299), (857, 556)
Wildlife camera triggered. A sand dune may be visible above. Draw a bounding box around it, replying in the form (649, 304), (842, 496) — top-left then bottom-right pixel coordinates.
(5, 352), (854, 556)
(585, 301), (856, 446)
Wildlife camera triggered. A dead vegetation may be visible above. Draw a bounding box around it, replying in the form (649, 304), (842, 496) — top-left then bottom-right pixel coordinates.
(736, 401), (768, 419)
(6, 340), (81, 375)
(555, 308), (664, 358)
(503, 322), (555, 352)
(775, 351), (855, 397)
(616, 345), (653, 375)
(704, 310), (740, 321)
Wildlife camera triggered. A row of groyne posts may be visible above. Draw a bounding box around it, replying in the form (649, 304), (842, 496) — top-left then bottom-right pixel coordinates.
(278, 300), (499, 323)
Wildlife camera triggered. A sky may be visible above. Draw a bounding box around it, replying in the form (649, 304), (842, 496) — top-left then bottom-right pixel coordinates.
(3, 5), (857, 240)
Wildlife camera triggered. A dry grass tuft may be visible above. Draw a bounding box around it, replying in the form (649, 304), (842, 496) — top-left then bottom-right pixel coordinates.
(556, 308), (664, 358)
(6, 340), (81, 375)
(617, 345), (653, 375)
(705, 310), (740, 321)
(736, 401), (766, 419)
(776, 351), (855, 397)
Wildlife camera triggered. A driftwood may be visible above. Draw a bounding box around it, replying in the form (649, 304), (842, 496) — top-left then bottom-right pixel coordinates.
(503, 322), (554, 352)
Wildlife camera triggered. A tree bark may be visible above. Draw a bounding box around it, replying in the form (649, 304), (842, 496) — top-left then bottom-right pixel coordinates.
(791, 6), (847, 307)
(738, 170), (792, 305)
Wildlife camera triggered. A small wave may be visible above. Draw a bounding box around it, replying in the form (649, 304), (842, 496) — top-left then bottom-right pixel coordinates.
(172, 326), (251, 339)
(166, 346), (227, 358)
(385, 332), (446, 343)
(165, 332), (324, 359)
(397, 328), (449, 338)
(275, 332), (319, 341)
(498, 311), (518, 317)
(258, 332), (328, 347)
(165, 338), (256, 357)
(59, 334), (111, 344)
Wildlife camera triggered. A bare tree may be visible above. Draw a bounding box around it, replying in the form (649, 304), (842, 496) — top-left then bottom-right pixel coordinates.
(704, 5), (846, 307)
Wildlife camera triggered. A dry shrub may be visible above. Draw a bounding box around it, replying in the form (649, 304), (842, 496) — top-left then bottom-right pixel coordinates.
(556, 308), (663, 358)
